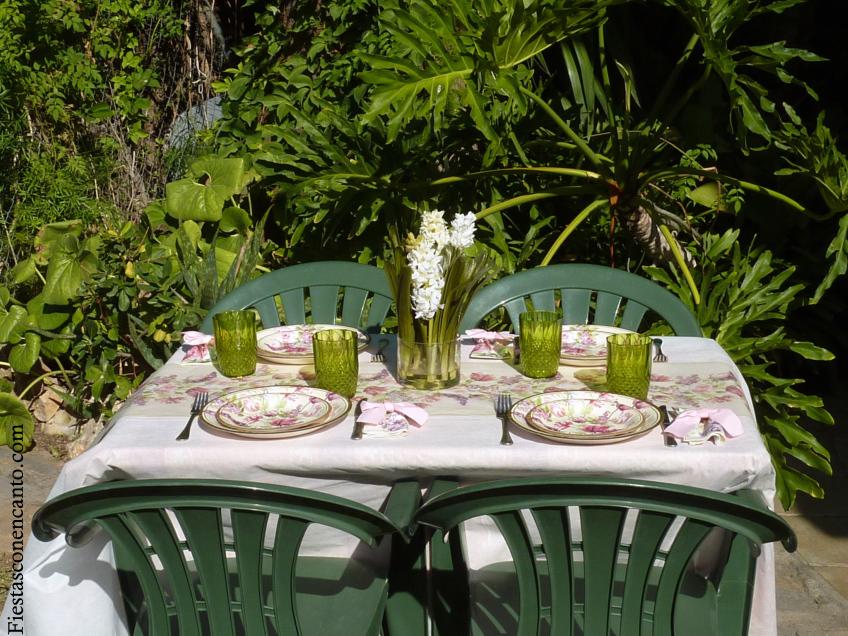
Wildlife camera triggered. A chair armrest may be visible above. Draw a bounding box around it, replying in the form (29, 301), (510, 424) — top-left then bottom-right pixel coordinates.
(730, 489), (797, 552)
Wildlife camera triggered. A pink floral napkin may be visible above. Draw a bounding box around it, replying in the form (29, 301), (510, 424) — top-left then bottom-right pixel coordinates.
(181, 331), (214, 363)
(464, 329), (515, 359)
(663, 408), (744, 445)
(356, 401), (429, 438)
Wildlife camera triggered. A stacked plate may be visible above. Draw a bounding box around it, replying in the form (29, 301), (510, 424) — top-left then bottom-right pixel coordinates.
(560, 325), (634, 366)
(256, 325), (370, 364)
(200, 386), (351, 439)
(509, 390), (661, 444)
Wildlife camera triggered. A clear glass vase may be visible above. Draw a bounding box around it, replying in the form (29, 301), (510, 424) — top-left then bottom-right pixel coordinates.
(397, 336), (460, 390)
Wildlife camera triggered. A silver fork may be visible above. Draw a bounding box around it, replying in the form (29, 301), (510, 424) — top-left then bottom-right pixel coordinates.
(653, 338), (668, 363)
(495, 393), (514, 446)
(176, 391), (209, 441)
(371, 338), (390, 363)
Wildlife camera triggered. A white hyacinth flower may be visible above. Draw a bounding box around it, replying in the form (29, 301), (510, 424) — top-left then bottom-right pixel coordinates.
(419, 209), (450, 249)
(407, 234), (445, 320)
(448, 211), (476, 248)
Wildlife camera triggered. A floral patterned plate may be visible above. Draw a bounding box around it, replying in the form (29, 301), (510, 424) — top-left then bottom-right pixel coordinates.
(256, 325), (370, 365)
(509, 390), (662, 445)
(526, 398), (644, 437)
(560, 325), (635, 366)
(201, 386), (351, 439)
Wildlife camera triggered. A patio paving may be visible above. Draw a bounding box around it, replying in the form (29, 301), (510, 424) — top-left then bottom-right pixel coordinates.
(1, 406), (847, 634)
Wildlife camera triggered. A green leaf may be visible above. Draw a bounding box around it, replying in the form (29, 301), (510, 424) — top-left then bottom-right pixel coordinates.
(813, 212), (848, 303)
(33, 220), (84, 266)
(0, 305), (28, 343)
(165, 158), (246, 221)
(10, 258), (37, 285)
(788, 341), (835, 360)
(220, 207), (252, 234)
(42, 234), (95, 304)
(9, 332), (41, 373)
(0, 393), (34, 449)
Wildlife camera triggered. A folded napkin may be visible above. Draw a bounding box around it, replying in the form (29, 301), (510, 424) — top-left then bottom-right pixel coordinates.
(663, 408), (744, 445)
(356, 401), (429, 438)
(464, 329), (515, 359)
(181, 331), (214, 363)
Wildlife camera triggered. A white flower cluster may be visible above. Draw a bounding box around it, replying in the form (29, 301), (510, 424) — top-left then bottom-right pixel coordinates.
(407, 210), (477, 320)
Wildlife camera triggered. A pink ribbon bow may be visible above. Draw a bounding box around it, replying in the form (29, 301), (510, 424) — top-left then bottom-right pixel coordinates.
(464, 329), (515, 354)
(356, 401), (429, 427)
(664, 408), (744, 439)
(181, 331), (214, 362)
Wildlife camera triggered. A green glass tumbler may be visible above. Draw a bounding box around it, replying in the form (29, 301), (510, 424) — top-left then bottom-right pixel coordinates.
(519, 311), (563, 378)
(606, 333), (653, 399)
(312, 329), (359, 398)
(212, 310), (257, 378)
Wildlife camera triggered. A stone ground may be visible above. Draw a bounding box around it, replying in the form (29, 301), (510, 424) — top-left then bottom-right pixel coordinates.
(1, 408), (847, 634)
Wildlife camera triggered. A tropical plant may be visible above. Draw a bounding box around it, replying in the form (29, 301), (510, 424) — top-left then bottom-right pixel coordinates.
(646, 230), (834, 509)
(0, 156), (270, 449)
(209, 0), (843, 505)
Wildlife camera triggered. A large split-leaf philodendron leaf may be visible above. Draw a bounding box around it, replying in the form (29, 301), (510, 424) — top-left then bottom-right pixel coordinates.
(165, 158), (246, 222)
(0, 392), (34, 450)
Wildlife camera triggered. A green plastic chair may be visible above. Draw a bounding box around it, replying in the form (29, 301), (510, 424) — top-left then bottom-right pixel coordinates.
(413, 477), (796, 636)
(459, 263), (701, 335)
(32, 479), (417, 636)
(199, 262), (394, 334)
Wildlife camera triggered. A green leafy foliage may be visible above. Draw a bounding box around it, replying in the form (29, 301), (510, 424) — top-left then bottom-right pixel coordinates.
(0, 392), (33, 450)
(646, 231), (834, 509)
(0, 189), (271, 442)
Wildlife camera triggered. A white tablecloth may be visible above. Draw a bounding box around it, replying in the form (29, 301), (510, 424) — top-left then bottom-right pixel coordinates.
(2, 336), (777, 635)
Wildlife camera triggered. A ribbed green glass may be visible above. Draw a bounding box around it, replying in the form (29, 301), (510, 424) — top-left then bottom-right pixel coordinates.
(519, 311), (562, 378)
(212, 310), (257, 378)
(312, 329), (359, 398)
(606, 333), (653, 399)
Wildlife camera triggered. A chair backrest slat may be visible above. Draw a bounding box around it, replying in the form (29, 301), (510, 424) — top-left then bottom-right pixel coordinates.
(130, 510), (204, 636)
(532, 508), (574, 634)
(101, 516), (174, 636)
(279, 289), (307, 325)
(175, 508), (236, 636)
(618, 511), (676, 636)
(593, 291), (624, 326)
(231, 509), (271, 636)
(652, 518), (714, 636)
(619, 299), (650, 332)
(561, 289), (591, 324)
(529, 291), (557, 312)
(308, 285), (342, 323)
(253, 297), (282, 329)
(272, 516), (310, 635)
(492, 511), (541, 636)
(580, 506), (627, 636)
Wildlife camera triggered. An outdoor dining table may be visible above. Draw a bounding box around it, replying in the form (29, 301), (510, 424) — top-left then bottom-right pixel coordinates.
(3, 334), (778, 635)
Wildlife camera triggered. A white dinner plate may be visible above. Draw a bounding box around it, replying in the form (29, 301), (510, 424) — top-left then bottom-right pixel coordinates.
(526, 398), (645, 438)
(201, 386), (351, 439)
(256, 325), (370, 365)
(509, 390), (661, 444)
(560, 325), (635, 366)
